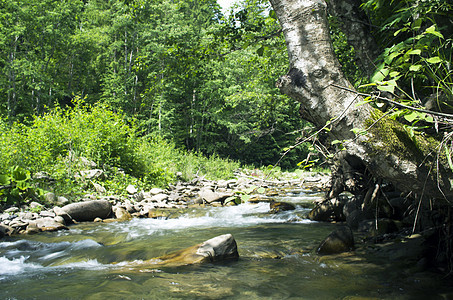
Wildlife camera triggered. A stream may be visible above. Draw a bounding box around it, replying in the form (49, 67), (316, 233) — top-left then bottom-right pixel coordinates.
(1, 188), (452, 299)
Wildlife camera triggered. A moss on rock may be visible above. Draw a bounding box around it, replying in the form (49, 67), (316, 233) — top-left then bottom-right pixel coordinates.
(364, 109), (442, 164)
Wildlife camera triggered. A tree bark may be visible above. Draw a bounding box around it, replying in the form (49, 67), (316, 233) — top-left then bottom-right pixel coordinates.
(327, 0), (381, 78)
(269, 0), (453, 199)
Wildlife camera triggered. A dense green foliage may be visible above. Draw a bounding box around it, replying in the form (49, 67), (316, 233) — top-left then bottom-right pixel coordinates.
(0, 102), (244, 204)
(360, 0), (452, 119)
(0, 0), (308, 169)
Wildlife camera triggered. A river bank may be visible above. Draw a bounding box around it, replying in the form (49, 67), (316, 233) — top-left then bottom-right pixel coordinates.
(0, 171), (330, 238)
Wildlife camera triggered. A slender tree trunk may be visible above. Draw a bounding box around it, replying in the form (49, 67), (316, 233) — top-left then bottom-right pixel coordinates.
(269, 0), (453, 199)
(327, 0), (380, 78)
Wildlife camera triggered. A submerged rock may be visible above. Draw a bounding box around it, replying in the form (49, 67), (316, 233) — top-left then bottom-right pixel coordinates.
(317, 226), (354, 255)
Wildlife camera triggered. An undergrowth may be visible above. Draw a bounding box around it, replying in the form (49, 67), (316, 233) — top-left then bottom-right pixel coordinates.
(0, 100), (243, 206)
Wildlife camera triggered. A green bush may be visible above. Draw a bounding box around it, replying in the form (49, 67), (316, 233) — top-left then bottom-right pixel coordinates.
(0, 100), (244, 203)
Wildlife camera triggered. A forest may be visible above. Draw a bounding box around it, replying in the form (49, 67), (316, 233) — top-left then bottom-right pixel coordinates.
(0, 0), (309, 170)
(1, 0), (452, 208)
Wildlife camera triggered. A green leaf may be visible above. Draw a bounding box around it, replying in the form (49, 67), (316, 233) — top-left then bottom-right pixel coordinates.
(403, 111), (421, 122)
(11, 166), (30, 182)
(256, 46), (264, 57)
(241, 194), (251, 202)
(377, 84), (395, 93)
(257, 187), (265, 194)
(426, 57), (442, 64)
(355, 96), (373, 107)
(371, 67), (389, 83)
(385, 51), (401, 64)
(0, 175), (11, 186)
(409, 64), (423, 72)
(269, 10), (277, 20)
(406, 49), (421, 55)
(351, 128), (368, 135)
(331, 140), (342, 145)
(425, 25), (444, 39)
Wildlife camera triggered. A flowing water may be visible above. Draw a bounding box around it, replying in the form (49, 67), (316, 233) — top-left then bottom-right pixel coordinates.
(1, 189), (452, 299)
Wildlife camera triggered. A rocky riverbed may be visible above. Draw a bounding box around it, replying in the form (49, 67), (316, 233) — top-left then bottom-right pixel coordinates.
(0, 171), (330, 239)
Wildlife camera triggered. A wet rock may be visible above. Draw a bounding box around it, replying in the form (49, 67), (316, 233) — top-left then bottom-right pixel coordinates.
(317, 226), (354, 255)
(0, 224), (13, 238)
(266, 190), (279, 197)
(54, 206), (72, 223)
(59, 199), (112, 222)
(114, 207), (132, 221)
(269, 201), (296, 213)
(26, 217), (68, 233)
(148, 234), (239, 267)
(148, 209), (172, 219)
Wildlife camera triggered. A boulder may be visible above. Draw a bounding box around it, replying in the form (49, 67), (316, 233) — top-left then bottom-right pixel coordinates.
(126, 184), (138, 194)
(151, 234), (239, 266)
(59, 200), (112, 222)
(198, 188), (232, 204)
(39, 210), (56, 218)
(317, 226), (355, 255)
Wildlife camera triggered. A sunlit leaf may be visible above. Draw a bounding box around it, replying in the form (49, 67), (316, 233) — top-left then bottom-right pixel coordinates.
(425, 25), (444, 39)
(406, 49), (421, 55)
(409, 64), (423, 72)
(377, 84), (395, 93)
(426, 57), (442, 64)
(403, 111), (420, 122)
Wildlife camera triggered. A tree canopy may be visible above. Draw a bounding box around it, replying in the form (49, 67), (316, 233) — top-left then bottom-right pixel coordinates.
(0, 0), (310, 169)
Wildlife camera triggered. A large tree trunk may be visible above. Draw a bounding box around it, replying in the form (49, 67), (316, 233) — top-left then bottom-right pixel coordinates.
(269, 0), (453, 200)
